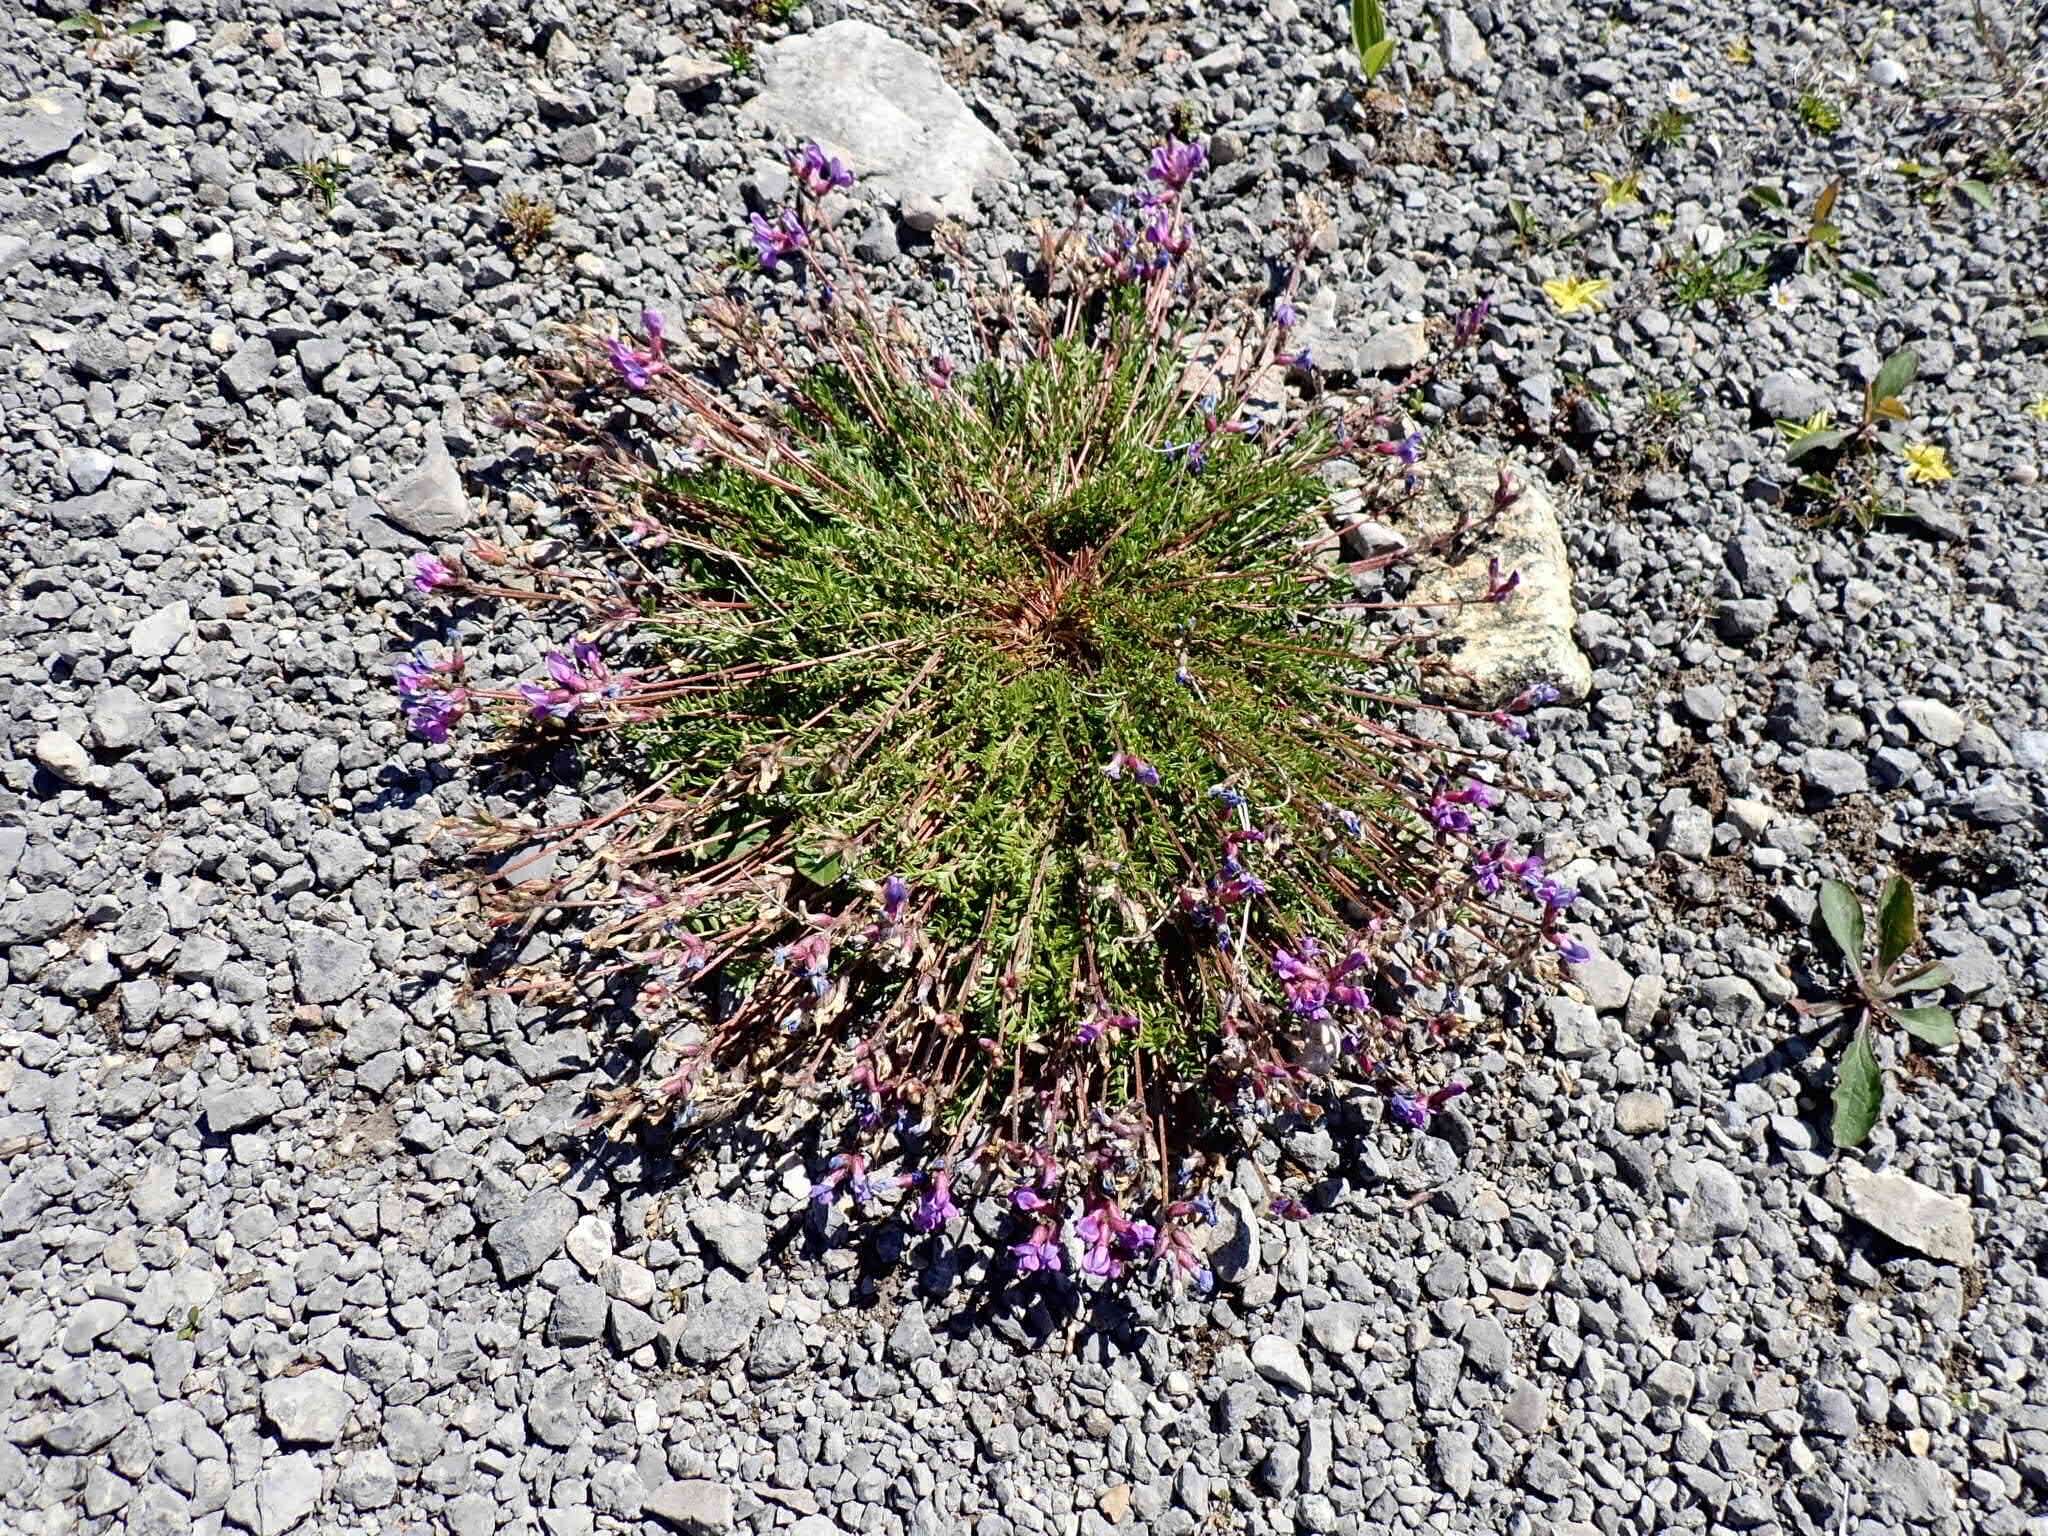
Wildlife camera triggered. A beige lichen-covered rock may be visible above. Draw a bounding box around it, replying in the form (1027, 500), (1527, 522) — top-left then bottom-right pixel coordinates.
(1833, 1163), (1976, 1266)
(1406, 453), (1593, 709)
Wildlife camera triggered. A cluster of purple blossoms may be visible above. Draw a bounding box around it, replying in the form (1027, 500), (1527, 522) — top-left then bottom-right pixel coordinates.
(1146, 137), (1206, 194)
(1009, 1221), (1063, 1273)
(394, 648), (467, 743)
(789, 141), (854, 197)
(1101, 751), (1160, 786)
(1452, 293), (1494, 348)
(518, 639), (621, 723)
(604, 309), (668, 391)
(410, 553), (458, 594)
(1273, 297), (1299, 330)
(749, 210), (809, 273)
(1075, 1010), (1139, 1047)
(902, 1167), (959, 1233)
(1271, 936), (1373, 1022)
(1471, 842), (1577, 911)
(1426, 779), (1502, 834)
(774, 928), (834, 998)
(1075, 1193), (1157, 1280)
(810, 1150), (883, 1207)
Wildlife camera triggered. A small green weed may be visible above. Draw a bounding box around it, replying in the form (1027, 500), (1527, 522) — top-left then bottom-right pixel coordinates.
(1797, 90), (1843, 133)
(1802, 874), (1956, 1148)
(290, 159), (344, 213)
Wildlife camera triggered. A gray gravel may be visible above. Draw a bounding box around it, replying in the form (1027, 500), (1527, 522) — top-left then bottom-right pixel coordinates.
(4, 1), (2047, 1535)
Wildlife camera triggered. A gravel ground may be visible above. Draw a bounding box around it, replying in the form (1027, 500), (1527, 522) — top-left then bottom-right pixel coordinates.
(4, 0), (2046, 1534)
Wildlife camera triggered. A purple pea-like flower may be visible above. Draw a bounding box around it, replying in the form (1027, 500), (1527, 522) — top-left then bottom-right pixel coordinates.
(909, 1168), (959, 1233)
(749, 209), (809, 273)
(1553, 933), (1593, 966)
(604, 309), (667, 391)
(1147, 137), (1206, 192)
(405, 690), (465, 743)
(882, 874), (909, 920)
(1011, 1186), (1047, 1212)
(1011, 1224), (1063, 1274)
(410, 553), (456, 593)
(1453, 293), (1494, 347)
(789, 141), (855, 197)
(1273, 297), (1299, 329)
(1375, 429), (1425, 467)
(1472, 843), (1507, 895)
(1390, 1092), (1430, 1129)
(1484, 555), (1521, 603)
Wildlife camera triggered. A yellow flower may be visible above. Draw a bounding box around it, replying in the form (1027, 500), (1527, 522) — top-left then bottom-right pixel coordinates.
(2027, 396), (2048, 422)
(1899, 443), (1952, 484)
(1542, 276), (1614, 315)
(1592, 171), (1643, 212)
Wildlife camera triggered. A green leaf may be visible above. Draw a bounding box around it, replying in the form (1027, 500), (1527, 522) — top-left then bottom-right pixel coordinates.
(794, 844), (845, 886)
(1871, 346), (1917, 406)
(1886, 960), (1951, 995)
(1831, 1023), (1884, 1148)
(1745, 182), (1788, 212)
(1351, 0), (1388, 63)
(1507, 198), (1534, 236)
(125, 17), (164, 33)
(1785, 428), (1851, 465)
(1359, 38), (1396, 80)
(1894, 1005), (1956, 1048)
(57, 14), (92, 30)
(1817, 879), (1866, 968)
(1842, 269), (1883, 301)
(1875, 874), (1916, 975)
(701, 809), (773, 863)
(1958, 179), (1995, 211)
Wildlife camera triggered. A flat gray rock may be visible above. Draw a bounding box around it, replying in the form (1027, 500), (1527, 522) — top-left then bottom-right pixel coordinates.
(488, 1188), (579, 1281)
(380, 428), (469, 540)
(261, 1370), (350, 1445)
(0, 91), (85, 169)
(293, 928), (370, 1005)
(742, 21), (1019, 223)
(644, 1478), (735, 1533)
(1835, 1164), (1976, 1265)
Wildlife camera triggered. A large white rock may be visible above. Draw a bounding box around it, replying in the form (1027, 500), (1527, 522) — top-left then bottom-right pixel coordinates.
(1404, 454), (1593, 709)
(741, 21), (1019, 223)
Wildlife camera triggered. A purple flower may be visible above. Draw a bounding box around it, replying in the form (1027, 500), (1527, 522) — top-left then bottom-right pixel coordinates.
(809, 1150), (868, 1207)
(405, 690), (465, 743)
(1141, 202), (1191, 259)
(789, 141), (854, 197)
(1285, 348), (1316, 372)
(1209, 785), (1248, 809)
(882, 875), (909, 921)
(1147, 137), (1206, 192)
(394, 648), (467, 742)
(1391, 1080), (1468, 1129)
(1453, 293), (1494, 347)
(1273, 297), (1299, 329)
(1374, 430), (1425, 467)
(1428, 781), (1497, 833)
(1484, 555), (1521, 603)
(749, 210), (809, 273)
(1102, 751), (1159, 786)
(604, 310), (667, 391)
(1011, 1186), (1048, 1212)
(1511, 682), (1562, 713)
(1554, 933), (1593, 966)
(1011, 1223), (1063, 1273)
(521, 638), (621, 723)
(1270, 1196), (1310, 1221)
(410, 554), (456, 593)
(908, 1168), (958, 1233)
(1472, 843), (1507, 895)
